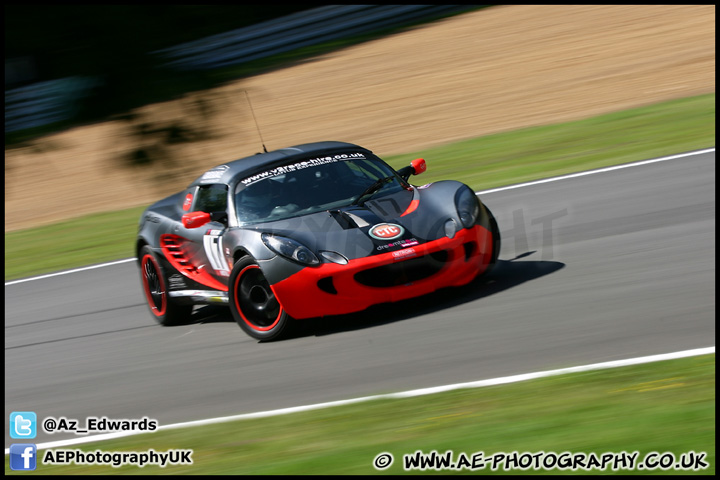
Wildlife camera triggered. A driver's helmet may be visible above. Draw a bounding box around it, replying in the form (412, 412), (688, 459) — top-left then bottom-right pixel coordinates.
(289, 166), (321, 185)
(239, 179), (274, 212)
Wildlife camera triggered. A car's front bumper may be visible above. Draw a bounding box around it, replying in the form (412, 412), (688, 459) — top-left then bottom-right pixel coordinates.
(270, 224), (494, 319)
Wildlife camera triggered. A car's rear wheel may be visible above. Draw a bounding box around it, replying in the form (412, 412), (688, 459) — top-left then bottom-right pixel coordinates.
(229, 256), (294, 341)
(139, 245), (192, 325)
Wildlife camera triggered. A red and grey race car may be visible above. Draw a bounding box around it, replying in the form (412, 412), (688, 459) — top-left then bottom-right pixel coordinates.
(137, 141), (500, 340)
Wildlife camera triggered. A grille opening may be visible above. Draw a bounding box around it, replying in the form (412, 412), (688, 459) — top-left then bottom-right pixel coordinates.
(354, 251), (449, 287)
(463, 241), (476, 261)
(317, 277), (338, 294)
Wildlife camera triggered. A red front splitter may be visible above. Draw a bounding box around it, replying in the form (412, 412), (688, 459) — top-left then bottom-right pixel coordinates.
(271, 225), (493, 319)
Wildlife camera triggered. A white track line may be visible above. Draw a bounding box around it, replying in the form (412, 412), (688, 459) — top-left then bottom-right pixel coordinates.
(477, 147), (715, 195)
(5, 346), (714, 453)
(5, 147), (714, 287)
(4, 258), (136, 286)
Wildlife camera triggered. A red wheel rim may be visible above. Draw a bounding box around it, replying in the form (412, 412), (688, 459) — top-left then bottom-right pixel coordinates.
(141, 254), (167, 317)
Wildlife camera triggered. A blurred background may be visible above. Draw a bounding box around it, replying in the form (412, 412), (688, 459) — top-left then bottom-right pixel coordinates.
(4, 5), (714, 231)
(5, 5), (474, 135)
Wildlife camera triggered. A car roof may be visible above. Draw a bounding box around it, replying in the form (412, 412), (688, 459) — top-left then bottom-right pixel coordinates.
(189, 141), (374, 187)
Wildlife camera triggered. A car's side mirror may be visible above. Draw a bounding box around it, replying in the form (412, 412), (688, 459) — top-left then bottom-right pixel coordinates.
(398, 158), (427, 180)
(411, 158), (426, 175)
(182, 211), (211, 229)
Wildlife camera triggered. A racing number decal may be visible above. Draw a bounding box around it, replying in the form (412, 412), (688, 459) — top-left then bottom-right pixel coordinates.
(203, 230), (230, 276)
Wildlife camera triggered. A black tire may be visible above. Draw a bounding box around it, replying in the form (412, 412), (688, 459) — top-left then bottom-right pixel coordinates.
(229, 256), (294, 341)
(482, 205), (501, 277)
(139, 245), (192, 326)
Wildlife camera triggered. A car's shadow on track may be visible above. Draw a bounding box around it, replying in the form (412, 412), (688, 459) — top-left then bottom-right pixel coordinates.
(187, 254), (564, 341)
(300, 255), (565, 339)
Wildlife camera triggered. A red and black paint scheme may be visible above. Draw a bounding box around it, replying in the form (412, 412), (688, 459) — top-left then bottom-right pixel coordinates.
(137, 141), (500, 341)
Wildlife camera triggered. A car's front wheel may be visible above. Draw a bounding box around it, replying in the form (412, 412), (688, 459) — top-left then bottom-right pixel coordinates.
(229, 256), (294, 341)
(139, 245), (192, 325)
(480, 205), (501, 277)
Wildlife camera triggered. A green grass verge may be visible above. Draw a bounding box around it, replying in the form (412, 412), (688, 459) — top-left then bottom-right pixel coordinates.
(4, 93), (715, 281)
(5, 206), (145, 281)
(5, 354), (714, 475)
(386, 93), (715, 192)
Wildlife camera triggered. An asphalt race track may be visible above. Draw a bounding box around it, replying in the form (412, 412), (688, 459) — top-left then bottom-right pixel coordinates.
(5, 150), (715, 448)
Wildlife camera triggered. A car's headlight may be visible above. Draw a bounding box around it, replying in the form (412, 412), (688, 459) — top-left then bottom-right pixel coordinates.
(262, 234), (320, 266)
(456, 186), (480, 228)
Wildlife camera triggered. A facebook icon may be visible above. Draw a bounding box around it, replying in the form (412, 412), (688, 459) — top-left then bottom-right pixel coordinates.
(10, 444), (37, 471)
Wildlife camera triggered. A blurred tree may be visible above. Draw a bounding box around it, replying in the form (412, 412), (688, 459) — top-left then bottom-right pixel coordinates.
(5, 5), (310, 121)
(5, 5), (310, 79)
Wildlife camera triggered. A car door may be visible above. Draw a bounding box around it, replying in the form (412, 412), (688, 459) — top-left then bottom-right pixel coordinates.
(173, 183), (231, 287)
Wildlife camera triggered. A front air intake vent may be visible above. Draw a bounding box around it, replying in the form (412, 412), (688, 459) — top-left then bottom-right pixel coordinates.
(317, 277), (338, 294)
(354, 251), (448, 287)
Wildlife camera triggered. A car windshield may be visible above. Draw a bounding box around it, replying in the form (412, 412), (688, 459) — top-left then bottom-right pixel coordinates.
(234, 152), (405, 225)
